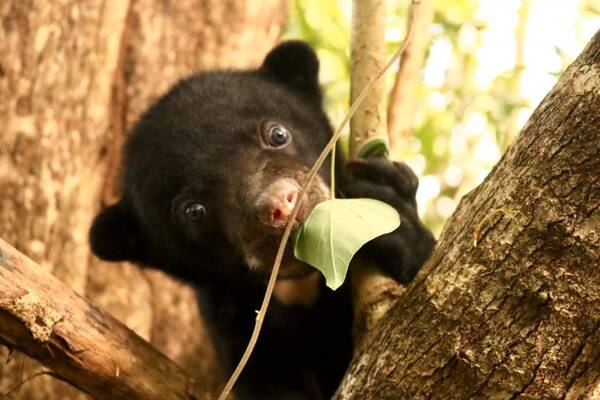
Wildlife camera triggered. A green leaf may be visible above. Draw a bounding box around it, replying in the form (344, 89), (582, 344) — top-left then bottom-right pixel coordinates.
(357, 137), (390, 159)
(293, 198), (400, 290)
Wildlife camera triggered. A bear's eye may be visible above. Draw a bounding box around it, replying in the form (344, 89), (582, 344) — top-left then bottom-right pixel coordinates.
(184, 203), (207, 220)
(261, 122), (291, 148)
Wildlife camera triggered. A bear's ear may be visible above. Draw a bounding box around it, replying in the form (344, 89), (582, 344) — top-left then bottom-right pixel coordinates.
(261, 40), (321, 101)
(89, 202), (143, 262)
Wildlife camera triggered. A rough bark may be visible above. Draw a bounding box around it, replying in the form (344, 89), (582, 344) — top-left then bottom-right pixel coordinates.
(336, 30), (600, 399)
(0, 238), (207, 400)
(0, 1), (286, 398)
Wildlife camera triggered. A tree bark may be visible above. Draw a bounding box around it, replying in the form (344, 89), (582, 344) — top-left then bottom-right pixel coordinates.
(0, 238), (207, 400)
(336, 29), (600, 399)
(0, 1), (286, 398)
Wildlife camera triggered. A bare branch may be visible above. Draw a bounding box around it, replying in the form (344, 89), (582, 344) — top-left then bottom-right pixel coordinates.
(387, 0), (434, 151)
(349, 0), (388, 158)
(0, 238), (208, 400)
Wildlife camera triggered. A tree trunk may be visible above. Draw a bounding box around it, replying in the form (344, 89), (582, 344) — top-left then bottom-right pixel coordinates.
(0, 1), (286, 398)
(336, 29), (600, 399)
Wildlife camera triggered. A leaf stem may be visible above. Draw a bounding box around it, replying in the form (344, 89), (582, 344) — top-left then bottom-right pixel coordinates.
(217, 3), (419, 398)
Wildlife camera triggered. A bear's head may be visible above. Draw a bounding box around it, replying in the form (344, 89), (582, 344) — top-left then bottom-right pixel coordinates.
(90, 41), (334, 282)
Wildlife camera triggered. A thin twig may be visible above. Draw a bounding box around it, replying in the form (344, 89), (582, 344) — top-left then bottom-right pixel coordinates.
(1, 370), (62, 399)
(217, 3), (420, 398)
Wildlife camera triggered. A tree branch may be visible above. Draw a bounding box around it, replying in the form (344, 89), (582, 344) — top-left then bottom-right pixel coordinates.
(348, 0), (419, 350)
(0, 238), (208, 400)
(348, 0), (388, 158)
(387, 0), (434, 151)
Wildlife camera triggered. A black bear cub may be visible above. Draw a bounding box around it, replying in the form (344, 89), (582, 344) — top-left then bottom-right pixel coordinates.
(90, 41), (435, 399)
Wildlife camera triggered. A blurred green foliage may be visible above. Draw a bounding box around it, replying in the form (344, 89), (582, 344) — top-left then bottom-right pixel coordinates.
(285, 0), (599, 234)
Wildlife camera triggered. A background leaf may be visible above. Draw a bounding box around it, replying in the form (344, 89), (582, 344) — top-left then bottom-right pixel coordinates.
(293, 198), (400, 290)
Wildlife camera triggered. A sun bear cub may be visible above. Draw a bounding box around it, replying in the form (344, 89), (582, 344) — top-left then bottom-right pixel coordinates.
(90, 41), (435, 399)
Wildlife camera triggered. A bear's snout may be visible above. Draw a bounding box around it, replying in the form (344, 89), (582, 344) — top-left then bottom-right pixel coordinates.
(255, 178), (302, 230)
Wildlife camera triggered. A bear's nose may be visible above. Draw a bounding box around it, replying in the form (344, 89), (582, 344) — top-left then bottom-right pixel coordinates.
(256, 179), (300, 230)
(271, 189), (298, 225)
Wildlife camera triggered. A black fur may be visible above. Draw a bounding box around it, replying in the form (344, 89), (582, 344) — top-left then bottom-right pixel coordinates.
(90, 40), (435, 399)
